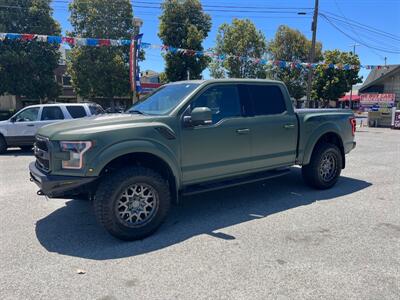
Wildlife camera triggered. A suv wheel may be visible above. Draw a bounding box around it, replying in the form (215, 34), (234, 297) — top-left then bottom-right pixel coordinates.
(0, 135), (7, 154)
(302, 142), (342, 189)
(94, 167), (171, 241)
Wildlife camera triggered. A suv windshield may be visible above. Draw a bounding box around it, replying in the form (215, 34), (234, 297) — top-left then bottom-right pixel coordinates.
(128, 83), (199, 115)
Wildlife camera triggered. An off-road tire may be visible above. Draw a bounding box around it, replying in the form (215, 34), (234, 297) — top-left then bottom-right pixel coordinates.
(0, 135), (7, 154)
(94, 167), (171, 241)
(302, 142), (342, 189)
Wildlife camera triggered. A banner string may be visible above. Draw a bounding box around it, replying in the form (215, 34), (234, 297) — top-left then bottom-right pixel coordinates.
(0, 32), (389, 70)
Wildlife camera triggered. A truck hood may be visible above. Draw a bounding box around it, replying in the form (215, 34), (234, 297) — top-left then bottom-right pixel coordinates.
(37, 113), (154, 140)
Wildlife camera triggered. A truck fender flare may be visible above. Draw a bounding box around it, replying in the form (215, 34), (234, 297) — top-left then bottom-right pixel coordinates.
(301, 123), (343, 166)
(88, 140), (181, 188)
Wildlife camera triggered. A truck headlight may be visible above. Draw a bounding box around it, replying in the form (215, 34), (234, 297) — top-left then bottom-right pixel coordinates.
(60, 141), (92, 169)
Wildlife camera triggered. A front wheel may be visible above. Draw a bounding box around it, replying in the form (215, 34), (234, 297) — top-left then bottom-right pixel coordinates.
(302, 143), (342, 189)
(94, 167), (171, 241)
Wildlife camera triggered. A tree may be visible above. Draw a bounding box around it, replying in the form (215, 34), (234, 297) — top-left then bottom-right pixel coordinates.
(0, 0), (61, 108)
(68, 0), (134, 109)
(312, 49), (362, 106)
(159, 0), (211, 82)
(159, 72), (169, 84)
(268, 25), (322, 104)
(209, 19), (268, 79)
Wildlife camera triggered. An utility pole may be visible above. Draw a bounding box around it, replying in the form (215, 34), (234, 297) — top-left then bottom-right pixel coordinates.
(384, 57), (387, 66)
(187, 69), (190, 80)
(132, 17), (143, 105)
(306, 0), (319, 108)
(349, 43), (360, 110)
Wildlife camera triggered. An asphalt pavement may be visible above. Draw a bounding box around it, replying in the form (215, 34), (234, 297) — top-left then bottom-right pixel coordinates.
(0, 128), (399, 299)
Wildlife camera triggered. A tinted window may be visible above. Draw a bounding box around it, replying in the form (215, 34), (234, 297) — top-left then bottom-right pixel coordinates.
(41, 107), (64, 121)
(66, 106), (87, 118)
(247, 85), (286, 115)
(15, 107), (40, 122)
(89, 105), (104, 115)
(191, 85), (241, 124)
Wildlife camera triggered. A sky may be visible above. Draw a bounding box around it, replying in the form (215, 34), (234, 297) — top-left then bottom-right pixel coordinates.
(51, 0), (400, 82)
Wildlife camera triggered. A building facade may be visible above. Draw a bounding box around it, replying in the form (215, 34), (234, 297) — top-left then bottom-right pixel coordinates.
(359, 65), (400, 104)
(358, 64), (400, 127)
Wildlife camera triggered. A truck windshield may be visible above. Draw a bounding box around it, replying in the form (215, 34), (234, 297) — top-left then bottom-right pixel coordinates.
(128, 83), (199, 115)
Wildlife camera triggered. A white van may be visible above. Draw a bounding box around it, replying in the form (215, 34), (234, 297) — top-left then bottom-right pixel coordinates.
(0, 103), (104, 153)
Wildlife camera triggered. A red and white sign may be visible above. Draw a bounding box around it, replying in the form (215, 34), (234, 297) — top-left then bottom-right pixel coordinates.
(360, 93), (395, 104)
(394, 110), (400, 129)
(140, 82), (162, 95)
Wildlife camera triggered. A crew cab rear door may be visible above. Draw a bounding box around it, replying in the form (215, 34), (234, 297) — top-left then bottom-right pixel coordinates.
(180, 84), (253, 184)
(240, 84), (298, 170)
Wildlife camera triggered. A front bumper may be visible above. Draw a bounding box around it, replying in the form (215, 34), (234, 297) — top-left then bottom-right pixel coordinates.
(29, 162), (97, 198)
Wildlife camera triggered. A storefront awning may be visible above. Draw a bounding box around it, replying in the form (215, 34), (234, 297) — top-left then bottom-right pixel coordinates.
(339, 95), (361, 102)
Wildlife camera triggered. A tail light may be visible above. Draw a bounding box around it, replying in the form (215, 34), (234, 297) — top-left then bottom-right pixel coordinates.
(349, 117), (356, 136)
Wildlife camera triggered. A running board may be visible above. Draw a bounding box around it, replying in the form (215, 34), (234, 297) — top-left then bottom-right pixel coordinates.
(182, 168), (291, 196)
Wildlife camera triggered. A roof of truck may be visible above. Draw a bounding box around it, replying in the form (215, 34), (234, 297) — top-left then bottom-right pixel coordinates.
(168, 78), (283, 85)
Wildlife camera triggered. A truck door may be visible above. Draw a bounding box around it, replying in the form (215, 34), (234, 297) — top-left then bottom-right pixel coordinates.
(180, 84), (253, 184)
(240, 84), (298, 170)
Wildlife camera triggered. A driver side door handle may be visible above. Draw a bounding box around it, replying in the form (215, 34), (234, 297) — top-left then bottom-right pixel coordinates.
(236, 128), (250, 134)
(283, 124), (295, 129)
(26, 124), (35, 127)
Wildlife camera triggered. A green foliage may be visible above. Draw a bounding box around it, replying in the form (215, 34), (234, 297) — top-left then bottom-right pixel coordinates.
(312, 49), (362, 103)
(210, 19), (268, 79)
(159, 72), (169, 84)
(268, 25), (322, 100)
(159, 0), (211, 82)
(0, 0), (61, 100)
(68, 0), (133, 101)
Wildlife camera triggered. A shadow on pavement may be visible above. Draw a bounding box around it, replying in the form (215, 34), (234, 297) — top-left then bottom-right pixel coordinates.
(35, 168), (371, 260)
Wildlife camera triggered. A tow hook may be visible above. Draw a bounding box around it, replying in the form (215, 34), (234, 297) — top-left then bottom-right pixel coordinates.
(37, 190), (45, 196)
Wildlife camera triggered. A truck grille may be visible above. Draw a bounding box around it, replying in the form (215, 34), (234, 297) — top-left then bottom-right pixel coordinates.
(34, 136), (50, 172)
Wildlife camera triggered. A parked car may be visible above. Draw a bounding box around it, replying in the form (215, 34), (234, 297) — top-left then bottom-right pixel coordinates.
(0, 103), (104, 153)
(29, 79), (356, 240)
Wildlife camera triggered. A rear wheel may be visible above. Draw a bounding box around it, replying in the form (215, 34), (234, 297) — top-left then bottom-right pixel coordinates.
(0, 135), (7, 154)
(302, 143), (342, 189)
(94, 167), (171, 241)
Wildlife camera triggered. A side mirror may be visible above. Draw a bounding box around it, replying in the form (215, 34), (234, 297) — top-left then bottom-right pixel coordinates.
(189, 107), (212, 126)
(10, 117), (16, 123)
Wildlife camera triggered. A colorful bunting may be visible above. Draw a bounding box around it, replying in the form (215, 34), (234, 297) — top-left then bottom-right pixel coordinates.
(0, 32), (389, 71)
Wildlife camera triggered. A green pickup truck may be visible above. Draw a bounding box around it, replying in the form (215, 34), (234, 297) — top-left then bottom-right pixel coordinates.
(29, 79), (356, 240)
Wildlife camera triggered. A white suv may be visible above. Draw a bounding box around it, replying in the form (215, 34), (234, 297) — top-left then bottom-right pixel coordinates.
(0, 103), (104, 153)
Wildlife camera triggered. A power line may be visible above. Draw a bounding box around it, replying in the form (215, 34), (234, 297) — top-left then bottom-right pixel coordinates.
(52, 0), (313, 11)
(332, 0), (387, 59)
(320, 13), (400, 54)
(0, 3), (310, 18)
(320, 10), (400, 41)
(320, 13), (400, 49)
